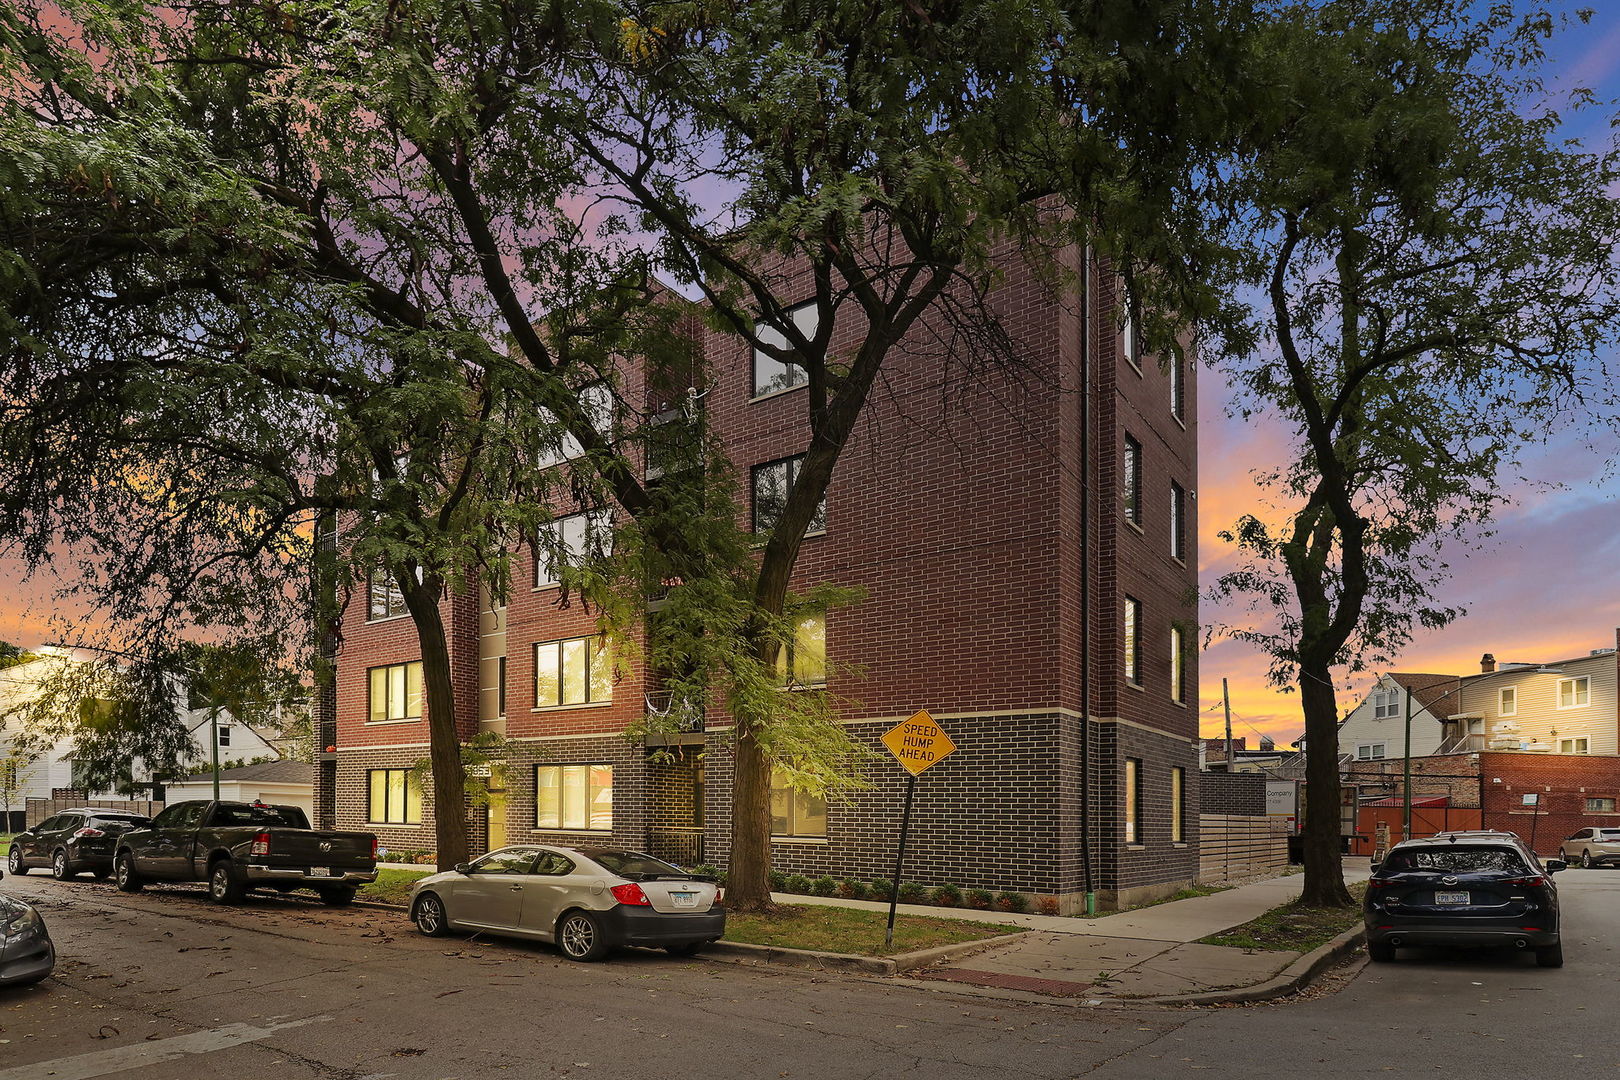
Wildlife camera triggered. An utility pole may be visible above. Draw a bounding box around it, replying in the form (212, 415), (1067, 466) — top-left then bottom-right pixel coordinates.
(1223, 678), (1233, 771)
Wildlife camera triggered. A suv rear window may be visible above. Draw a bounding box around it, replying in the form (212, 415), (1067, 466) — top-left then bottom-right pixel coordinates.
(92, 815), (151, 829)
(1385, 846), (1529, 874)
(1598, 829), (1620, 841)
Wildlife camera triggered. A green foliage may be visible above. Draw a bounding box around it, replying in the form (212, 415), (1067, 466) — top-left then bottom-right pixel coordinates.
(835, 879), (869, 900)
(994, 891), (1029, 913)
(897, 881), (927, 903)
(931, 883), (963, 907)
(411, 731), (513, 809)
(782, 874), (811, 895)
(809, 875), (837, 897)
(868, 877), (893, 900)
(767, 869), (787, 892)
(966, 889), (995, 910)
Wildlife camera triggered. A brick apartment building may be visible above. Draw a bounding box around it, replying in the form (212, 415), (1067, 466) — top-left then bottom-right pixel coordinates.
(315, 246), (1200, 911)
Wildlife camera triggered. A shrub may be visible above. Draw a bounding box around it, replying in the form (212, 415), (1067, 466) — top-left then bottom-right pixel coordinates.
(836, 879), (870, 900)
(768, 869), (788, 892)
(691, 863), (724, 885)
(810, 875), (837, 897)
(897, 881), (927, 903)
(931, 883), (963, 907)
(783, 874), (811, 894)
(869, 877), (894, 900)
(1037, 895), (1061, 916)
(995, 891), (1029, 913)
(966, 889), (995, 910)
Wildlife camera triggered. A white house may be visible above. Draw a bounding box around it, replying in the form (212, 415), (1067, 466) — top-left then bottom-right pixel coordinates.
(162, 760), (314, 820)
(1338, 672), (1461, 764)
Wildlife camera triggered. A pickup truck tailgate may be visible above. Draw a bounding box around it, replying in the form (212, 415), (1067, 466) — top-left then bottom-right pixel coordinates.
(257, 830), (375, 868)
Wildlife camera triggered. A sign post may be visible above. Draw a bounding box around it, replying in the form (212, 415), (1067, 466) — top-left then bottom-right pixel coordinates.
(879, 710), (958, 949)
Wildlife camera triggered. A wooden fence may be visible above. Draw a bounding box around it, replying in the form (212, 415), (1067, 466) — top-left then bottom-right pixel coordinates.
(25, 797), (165, 827)
(1198, 814), (1290, 884)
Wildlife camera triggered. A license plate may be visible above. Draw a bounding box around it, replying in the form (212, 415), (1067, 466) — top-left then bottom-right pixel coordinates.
(310, 867), (332, 877)
(670, 892), (697, 908)
(1434, 891), (1469, 905)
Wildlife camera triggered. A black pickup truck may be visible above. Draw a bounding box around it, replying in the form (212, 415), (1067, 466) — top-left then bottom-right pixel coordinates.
(114, 800), (377, 906)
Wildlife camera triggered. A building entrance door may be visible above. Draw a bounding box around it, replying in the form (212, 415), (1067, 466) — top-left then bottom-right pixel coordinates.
(486, 767), (509, 851)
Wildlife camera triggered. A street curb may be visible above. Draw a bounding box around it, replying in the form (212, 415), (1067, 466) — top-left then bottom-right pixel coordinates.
(1134, 924), (1367, 1006)
(703, 932), (1025, 976)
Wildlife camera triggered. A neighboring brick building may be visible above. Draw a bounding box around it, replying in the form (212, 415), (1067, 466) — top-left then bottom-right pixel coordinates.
(318, 246), (1200, 911)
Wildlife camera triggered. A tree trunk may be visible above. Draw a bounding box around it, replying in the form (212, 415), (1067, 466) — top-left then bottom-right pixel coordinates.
(1297, 655), (1354, 908)
(726, 714), (775, 911)
(403, 575), (470, 872)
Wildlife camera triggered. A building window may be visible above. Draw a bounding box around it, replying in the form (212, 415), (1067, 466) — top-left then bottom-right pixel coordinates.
(1372, 686), (1400, 720)
(534, 636), (613, 709)
(1587, 797), (1615, 813)
(1169, 351), (1185, 421)
(367, 768), (423, 825)
(1118, 280), (1140, 370)
(1124, 758), (1141, 844)
(1123, 435), (1142, 527)
(1169, 481), (1186, 562)
(367, 568), (408, 621)
(752, 455), (827, 534)
(535, 764), (613, 830)
(368, 661), (424, 723)
(535, 510), (613, 589)
(776, 612), (827, 688)
(1498, 686), (1517, 717)
(1124, 597), (1142, 685)
(770, 768), (827, 837)
(537, 382), (614, 468)
(216, 724), (231, 748)
(1356, 743), (1387, 760)
(1171, 767), (1185, 843)
(1558, 676), (1590, 709)
(753, 301), (818, 397)
(1559, 738), (1589, 754)
(1169, 625), (1186, 703)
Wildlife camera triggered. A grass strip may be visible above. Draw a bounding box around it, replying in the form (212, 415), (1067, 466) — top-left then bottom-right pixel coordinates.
(358, 867), (432, 906)
(1199, 882), (1367, 953)
(725, 903), (1021, 956)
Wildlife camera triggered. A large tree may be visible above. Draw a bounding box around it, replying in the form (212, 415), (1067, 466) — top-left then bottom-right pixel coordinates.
(6, 0), (1290, 897)
(1211, 1), (1620, 906)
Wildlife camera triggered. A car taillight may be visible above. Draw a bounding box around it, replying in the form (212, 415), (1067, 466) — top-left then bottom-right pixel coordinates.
(72, 828), (106, 838)
(1368, 879), (1393, 890)
(715, 886), (725, 903)
(250, 832), (271, 856)
(371, 836), (379, 860)
(610, 882), (651, 906)
(1503, 876), (1546, 887)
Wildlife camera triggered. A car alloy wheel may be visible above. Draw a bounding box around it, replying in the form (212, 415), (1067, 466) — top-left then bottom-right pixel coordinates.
(208, 860), (246, 904)
(413, 893), (448, 937)
(6, 846), (22, 875)
(558, 910), (608, 962)
(52, 850), (70, 880)
(114, 853), (143, 893)
(1583, 851), (1595, 869)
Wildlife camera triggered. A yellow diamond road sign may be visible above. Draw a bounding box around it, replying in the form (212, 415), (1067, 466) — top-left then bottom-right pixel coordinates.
(881, 710), (957, 776)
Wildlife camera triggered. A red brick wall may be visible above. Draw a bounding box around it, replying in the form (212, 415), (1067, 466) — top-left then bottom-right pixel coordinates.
(1479, 751), (1620, 855)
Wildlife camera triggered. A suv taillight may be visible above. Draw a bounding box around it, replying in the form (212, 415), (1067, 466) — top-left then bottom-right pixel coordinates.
(1502, 876), (1546, 888)
(250, 831), (271, 856)
(72, 827), (106, 838)
(371, 836), (379, 861)
(610, 882), (651, 906)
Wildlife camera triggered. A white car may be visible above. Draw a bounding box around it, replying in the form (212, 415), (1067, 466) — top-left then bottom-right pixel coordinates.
(408, 845), (724, 962)
(1558, 827), (1620, 868)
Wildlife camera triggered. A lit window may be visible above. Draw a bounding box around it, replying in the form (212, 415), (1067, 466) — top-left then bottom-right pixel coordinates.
(1124, 759), (1141, 844)
(775, 612), (827, 688)
(1171, 767), (1185, 843)
(368, 768), (423, 824)
(1499, 686), (1517, 716)
(535, 510), (613, 588)
(534, 636), (613, 708)
(1123, 435), (1142, 527)
(535, 764), (613, 830)
(1170, 626), (1187, 703)
(1124, 597), (1142, 685)
(1558, 677), (1590, 709)
(1169, 481), (1186, 561)
(752, 455), (827, 534)
(753, 301), (818, 397)
(537, 383), (614, 468)
(770, 768), (827, 837)
(368, 662), (424, 723)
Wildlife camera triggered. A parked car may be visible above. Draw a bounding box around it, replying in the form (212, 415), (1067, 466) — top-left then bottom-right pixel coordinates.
(7, 808), (153, 880)
(409, 845), (724, 962)
(1557, 827), (1620, 868)
(0, 867), (55, 988)
(114, 800), (377, 906)
(1365, 830), (1564, 967)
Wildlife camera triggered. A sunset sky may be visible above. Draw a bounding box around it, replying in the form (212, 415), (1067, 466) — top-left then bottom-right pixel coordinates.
(3, 4), (1618, 746)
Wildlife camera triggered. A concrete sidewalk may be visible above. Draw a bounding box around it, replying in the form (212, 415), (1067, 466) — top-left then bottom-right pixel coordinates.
(780, 860), (1371, 1004)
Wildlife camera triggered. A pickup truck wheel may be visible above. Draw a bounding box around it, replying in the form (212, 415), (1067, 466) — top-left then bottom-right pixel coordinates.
(114, 852), (143, 893)
(412, 893), (449, 936)
(317, 886), (356, 907)
(208, 860), (247, 905)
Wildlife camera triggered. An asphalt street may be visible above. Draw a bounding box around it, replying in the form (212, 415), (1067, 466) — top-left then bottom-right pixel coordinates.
(0, 868), (1614, 1079)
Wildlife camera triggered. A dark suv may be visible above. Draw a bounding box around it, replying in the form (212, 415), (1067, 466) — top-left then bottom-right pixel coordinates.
(1365, 830), (1565, 967)
(8, 809), (154, 880)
